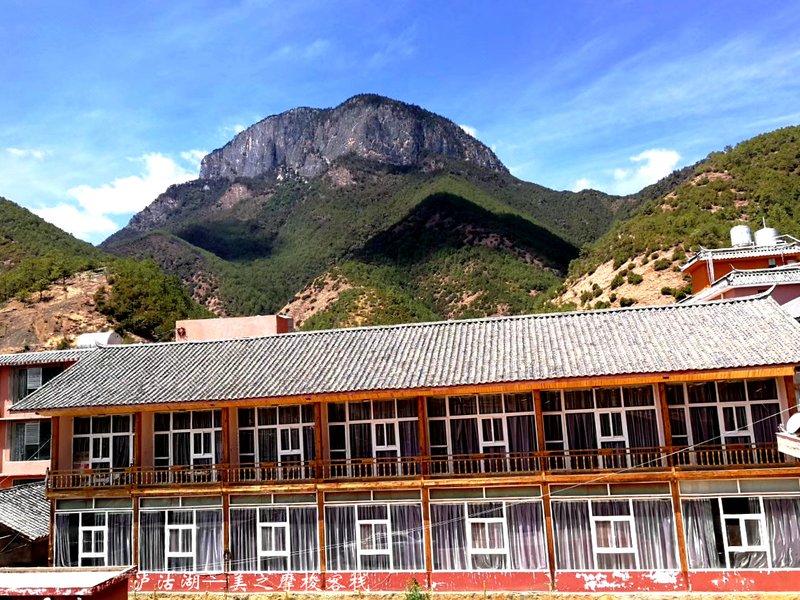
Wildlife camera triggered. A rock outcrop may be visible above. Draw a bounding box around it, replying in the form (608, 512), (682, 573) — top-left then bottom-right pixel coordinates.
(199, 94), (507, 180)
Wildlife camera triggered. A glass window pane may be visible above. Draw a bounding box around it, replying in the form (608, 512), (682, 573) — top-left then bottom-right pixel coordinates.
(747, 379), (777, 401)
(279, 405), (300, 424)
(665, 384), (685, 405)
(238, 408), (255, 428)
(479, 394), (503, 414)
(718, 381), (746, 403)
(745, 519), (761, 545)
(450, 396), (477, 415)
(373, 400), (395, 420)
(349, 401), (371, 421)
(427, 397), (446, 418)
(596, 388), (621, 408)
(564, 390), (593, 410)
(541, 391), (561, 412)
(93, 416), (111, 434)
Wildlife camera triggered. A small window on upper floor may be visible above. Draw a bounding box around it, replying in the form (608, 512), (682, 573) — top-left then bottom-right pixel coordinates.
(10, 420), (51, 461)
(11, 365), (66, 404)
(768, 258), (777, 268)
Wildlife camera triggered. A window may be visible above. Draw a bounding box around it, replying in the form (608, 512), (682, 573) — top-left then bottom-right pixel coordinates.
(427, 392), (537, 474)
(327, 399), (419, 477)
(431, 500), (547, 571)
(238, 405), (315, 480)
(665, 379), (782, 465)
(54, 508), (132, 567)
(139, 499), (223, 572)
(230, 504), (318, 572)
(541, 386), (661, 470)
(153, 411), (221, 480)
(11, 365), (65, 403)
(552, 498), (678, 571)
(325, 503), (424, 571)
(681, 495), (800, 569)
(10, 420), (51, 461)
(72, 415), (134, 470)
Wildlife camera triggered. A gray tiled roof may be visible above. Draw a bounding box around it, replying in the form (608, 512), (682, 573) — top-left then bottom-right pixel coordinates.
(13, 297), (800, 413)
(0, 348), (94, 367)
(0, 482), (49, 540)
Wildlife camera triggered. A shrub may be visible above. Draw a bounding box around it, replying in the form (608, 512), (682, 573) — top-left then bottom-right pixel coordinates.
(627, 272), (643, 285)
(405, 579), (430, 600)
(610, 274), (625, 289)
(653, 258), (671, 271)
(619, 297), (636, 307)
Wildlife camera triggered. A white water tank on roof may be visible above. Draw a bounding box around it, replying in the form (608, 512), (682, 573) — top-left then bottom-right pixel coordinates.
(755, 227), (779, 247)
(76, 331), (122, 348)
(730, 225), (752, 247)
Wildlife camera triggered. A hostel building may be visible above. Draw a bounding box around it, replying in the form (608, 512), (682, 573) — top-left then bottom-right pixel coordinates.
(13, 296), (800, 595)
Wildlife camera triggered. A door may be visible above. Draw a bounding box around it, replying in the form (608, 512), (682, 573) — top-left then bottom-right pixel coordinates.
(596, 411), (627, 468)
(278, 425), (303, 478)
(479, 416), (507, 472)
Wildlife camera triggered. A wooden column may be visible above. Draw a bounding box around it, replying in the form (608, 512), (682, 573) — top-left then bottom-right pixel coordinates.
(47, 415), (60, 566)
(134, 413), (143, 468)
(657, 383), (674, 467)
(317, 492), (326, 589)
(670, 478), (690, 589)
(533, 390), (547, 471)
(417, 396), (429, 477)
(314, 402), (324, 478)
(542, 483), (557, 591)
(784, 374), (797, 415)
(220, 408), (231, 569)
(132, 492), (140, 570)
(421, 487), (433, 589)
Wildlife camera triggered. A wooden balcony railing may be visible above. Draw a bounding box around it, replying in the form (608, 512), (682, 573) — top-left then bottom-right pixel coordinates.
(46, 442), (792, 491)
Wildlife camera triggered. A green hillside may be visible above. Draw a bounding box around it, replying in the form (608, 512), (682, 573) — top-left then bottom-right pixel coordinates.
(103, 156), (634, 319)
(567, 125), (800, 280)
(0, 197), (208, 342)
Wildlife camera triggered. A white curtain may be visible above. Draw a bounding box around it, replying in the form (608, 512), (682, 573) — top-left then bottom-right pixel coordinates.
(139, 511), (166, 571)
(230, 508), (258, 571)
(325, 505), (356, 570)
(431, 504), (467, 570)
(507, 502), (547, 569)
(633, 500), (677, 569)
(765, 497), (800, 568)
(196, 510), (223, 571)
(683, 499), (723, 568)
(289, 507), (319, 571)
(108, 512), (133, 566)
(54, 513), (77, 567)
(390, 504), (424, 570)
(552, 501), (593, 570)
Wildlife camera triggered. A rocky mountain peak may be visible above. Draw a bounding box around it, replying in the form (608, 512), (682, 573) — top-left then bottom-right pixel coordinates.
(199, 94), (507, 180)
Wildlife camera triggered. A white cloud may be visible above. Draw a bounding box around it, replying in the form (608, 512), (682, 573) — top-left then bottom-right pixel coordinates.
(30, 152), (199, 242)
(573, 177), (593, 191)
(6, 147), (46, 159)
(67, 152), (195, 216)
(611, 149), (681, 194)
(180, 149), (207, 171)
(459, 124), (478, 138)
(32, 204), (119, 240)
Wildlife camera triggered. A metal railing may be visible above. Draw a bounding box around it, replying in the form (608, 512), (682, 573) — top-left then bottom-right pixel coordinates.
(46, 442), (791, 491)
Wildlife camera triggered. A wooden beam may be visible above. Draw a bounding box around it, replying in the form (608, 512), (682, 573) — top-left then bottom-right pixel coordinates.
(317, 492), (326, 590)
(134, 413), (143, 468)
(542, 483), (557, 592)
(35, 365), (797, 416)
(417, 396), (429, 477)
(670, 478), (690, 583)
(421, 487), (433, 589)
(222, 492), (230, 571)
(132, 493), (140, 570)
(784, 374), (797, 416)
(533, 390), (546, 454)
(50, 415), (60, 474)
(656, 383), (674, 467)
(47, 492), (55, 567)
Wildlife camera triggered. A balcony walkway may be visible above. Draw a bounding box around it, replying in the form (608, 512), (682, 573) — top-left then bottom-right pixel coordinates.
(47, 442), (793, 491)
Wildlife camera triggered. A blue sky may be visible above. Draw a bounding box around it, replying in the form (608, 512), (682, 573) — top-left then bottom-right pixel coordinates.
(1, 1), (799, 244)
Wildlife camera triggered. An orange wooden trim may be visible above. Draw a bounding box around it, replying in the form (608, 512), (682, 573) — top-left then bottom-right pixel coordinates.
(421, 487), (432, 587)
(222, 493), (231, 566)
(417, 396), (430, 477)
(134, 413), (143, 469)
(533, 390), (546, 453)
(317, 492), (326, 589)
(784, 374), (797, 416)
(670, 478), (690, 580)
(542, 483), (557, 591)
(50, 415), (60, 473)
(220, 408), (230, 467)
(657, 383), (674, 466)
(132, 495), (140, 570)
(47, 494), (55, 566)
(34, 366), (797, 416)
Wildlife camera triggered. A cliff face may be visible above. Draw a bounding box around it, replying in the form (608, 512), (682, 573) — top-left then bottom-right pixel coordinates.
(199, 94), (507, 180)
